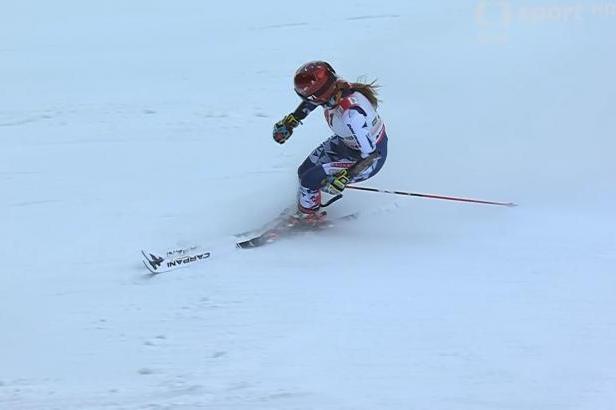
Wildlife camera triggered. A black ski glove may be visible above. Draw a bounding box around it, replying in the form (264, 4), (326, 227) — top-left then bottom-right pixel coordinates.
(328, 169), (350, 195)
(273, 114), (300, 144)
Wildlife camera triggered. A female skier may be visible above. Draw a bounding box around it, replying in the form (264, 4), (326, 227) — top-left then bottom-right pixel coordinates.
(273, 61), (388, 222)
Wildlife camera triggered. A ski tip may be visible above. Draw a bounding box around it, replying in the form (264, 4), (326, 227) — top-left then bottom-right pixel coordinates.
(142, 260), (161, 275)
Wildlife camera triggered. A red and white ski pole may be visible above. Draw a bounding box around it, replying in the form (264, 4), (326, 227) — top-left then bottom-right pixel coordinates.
(346, 185), (517, 207)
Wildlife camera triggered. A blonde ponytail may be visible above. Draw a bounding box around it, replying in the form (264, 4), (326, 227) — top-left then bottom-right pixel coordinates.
(350, 80), (380, 108)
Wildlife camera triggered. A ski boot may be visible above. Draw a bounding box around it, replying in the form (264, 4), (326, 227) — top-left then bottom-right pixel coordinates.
(288, 205), (327, 228)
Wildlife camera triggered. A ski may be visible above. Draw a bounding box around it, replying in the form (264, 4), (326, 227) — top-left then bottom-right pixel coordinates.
(140, 202), (399, 274)
(236, 211), (358, 249)
(140, 213), (356, 273)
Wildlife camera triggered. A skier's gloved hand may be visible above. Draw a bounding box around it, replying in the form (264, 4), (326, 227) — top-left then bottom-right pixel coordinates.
(273, 114), (300, 144)
(328, 169), (350, 195)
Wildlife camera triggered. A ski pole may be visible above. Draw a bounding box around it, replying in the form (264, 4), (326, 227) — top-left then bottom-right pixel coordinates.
(346, 185), (517, 207)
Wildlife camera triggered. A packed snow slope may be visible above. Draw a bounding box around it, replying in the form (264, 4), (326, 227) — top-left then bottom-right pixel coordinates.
(1, 1), (615, 409)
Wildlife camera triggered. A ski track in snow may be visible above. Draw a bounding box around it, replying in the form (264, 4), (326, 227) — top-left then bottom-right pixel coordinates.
(346, 14), (401, 21)
(1, 1), (615, 409)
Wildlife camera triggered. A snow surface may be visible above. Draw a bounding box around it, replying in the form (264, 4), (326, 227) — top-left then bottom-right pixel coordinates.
(1, 1), (615, 409)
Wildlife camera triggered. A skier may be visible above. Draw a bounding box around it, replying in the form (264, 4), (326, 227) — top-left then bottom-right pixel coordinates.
(273, 61), (388, 223)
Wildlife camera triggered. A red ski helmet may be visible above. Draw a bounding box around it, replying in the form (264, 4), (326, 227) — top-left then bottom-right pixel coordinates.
(294, 61), (338, 104)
